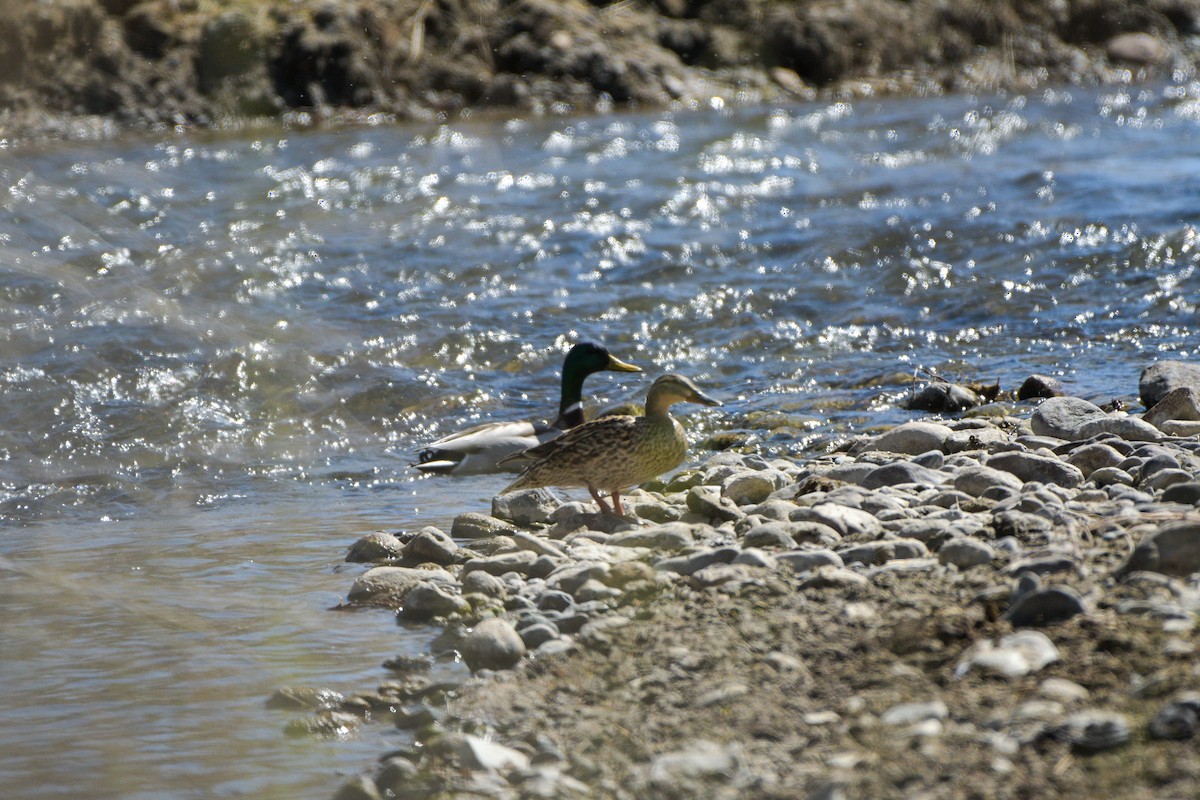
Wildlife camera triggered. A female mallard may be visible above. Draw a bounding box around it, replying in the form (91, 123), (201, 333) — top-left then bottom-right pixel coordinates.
(500, 373), (722, 515)
(413, 342), (641, 475)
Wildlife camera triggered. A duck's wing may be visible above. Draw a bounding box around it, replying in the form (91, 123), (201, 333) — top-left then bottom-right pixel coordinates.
(414, 419), (558, 475)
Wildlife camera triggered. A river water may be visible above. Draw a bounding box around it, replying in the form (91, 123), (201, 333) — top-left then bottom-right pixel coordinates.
(2, 83), (1199, 797)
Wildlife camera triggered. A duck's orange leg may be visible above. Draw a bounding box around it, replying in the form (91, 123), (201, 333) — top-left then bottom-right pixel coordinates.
(587, 485), (613, 514)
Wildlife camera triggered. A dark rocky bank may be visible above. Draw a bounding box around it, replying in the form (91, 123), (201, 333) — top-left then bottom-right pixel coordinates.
(4, 0), (1200, 136)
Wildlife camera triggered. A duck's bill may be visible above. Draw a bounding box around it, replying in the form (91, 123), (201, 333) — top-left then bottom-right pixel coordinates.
(692, 389), (723, 407)
(607, 354), (643, 373)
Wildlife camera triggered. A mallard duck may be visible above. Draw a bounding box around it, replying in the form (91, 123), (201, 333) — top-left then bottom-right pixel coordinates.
(413, 342), (641, 475)
(500, 373), (722, 515)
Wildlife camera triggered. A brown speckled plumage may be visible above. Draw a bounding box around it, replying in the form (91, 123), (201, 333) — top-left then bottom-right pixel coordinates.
(501, 373), (721, 515)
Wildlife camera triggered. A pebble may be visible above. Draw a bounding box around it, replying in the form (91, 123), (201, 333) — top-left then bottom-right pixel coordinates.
(345, 531), (405, 562)
(1148, 701), (1198, 740)
(461, 550), (540, 578)
(777, 549), (844, 572)
(347, 566), (455, 605)
(608, 522), (697, 551)
(955, 631), (1060, 679)
(648, 740), (740, 786)
(793, 503), (883, 538)
(722, 471), (779, 505)
(953, 465), (1024, 497)
(861, 461), (947, 489)
(491, 488), (562, 526)
(1004, 583), (1086, 627)
(741, 521), (796, 549)
(1114, 520), (1200, 578)
(461, 570), (508, 598)
(985, 451), (1084, 489)
(1030, 396), (1107, 440)
(401, 527), (460, 565)
(450, 512), (520, 539)
(838, 538), (928, 566)
(1055, 710), (1130, 753)
(656, 547), (739, 576)
(398, 581), (471, 621)
(686, 484), (744, 521)
(871, 421), (953, 455)
(1140, 361), (1200, 408)
(1017, 374), (1064, 399)
(460, 618), (527, 672)
(937, 536), (995, 569)
(881, 700), (948, 726)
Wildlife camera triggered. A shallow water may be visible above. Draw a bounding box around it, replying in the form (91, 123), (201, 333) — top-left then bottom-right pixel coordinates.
(3, 83), (1200, 797)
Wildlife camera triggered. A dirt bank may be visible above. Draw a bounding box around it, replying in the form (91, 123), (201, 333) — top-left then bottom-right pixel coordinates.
(4, 0), (1200, 136)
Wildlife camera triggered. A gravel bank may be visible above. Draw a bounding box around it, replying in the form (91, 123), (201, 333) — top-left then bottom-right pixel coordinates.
(5, 0), (1200, 136)
(316, 363), (1200, 799)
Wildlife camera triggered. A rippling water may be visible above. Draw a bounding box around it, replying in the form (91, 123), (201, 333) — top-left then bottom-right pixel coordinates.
(3, 83), (1200, 797)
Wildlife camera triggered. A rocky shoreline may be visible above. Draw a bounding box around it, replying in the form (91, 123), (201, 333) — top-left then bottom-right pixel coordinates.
(5, 0), (1200, 138)
(298, 361), (1200, 799)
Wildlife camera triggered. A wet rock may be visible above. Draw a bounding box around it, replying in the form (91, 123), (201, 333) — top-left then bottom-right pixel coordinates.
(434, 732), (531, 771)
(1148, 701), (1198, 740)
(872, 421), (953, 455)
(492, 488), (562, 526)
(402, 527), (459, 565)
(1054, 710), (1130, 753)
(686, 484), (744, 521)
(985, 451), (1084, 488)
(861, 461), (946, 489)
(904, 382), (980, 412)
(1115, 520), (1200, 578)
(398, 581), (471, 621)
(451, 512), (520, 539)
(461, 618), (527, 672)
(1017, 374), (1065, 400)
(346, 531), (405, 563)
(374, 756), (419, 795)
(955, 631), (1060, 678)
(1140, 361), (1200, 408)
(265, 686), (345, 711)
(348, 566), (454, 605)
(285, 709), (362, 739)
(332, 774), (383, 800)
(937, 536), (995, 569)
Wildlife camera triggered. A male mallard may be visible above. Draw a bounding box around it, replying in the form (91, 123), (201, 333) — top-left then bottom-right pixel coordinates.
(500, 373), (722, 515)
(413, 342), (641, 476)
